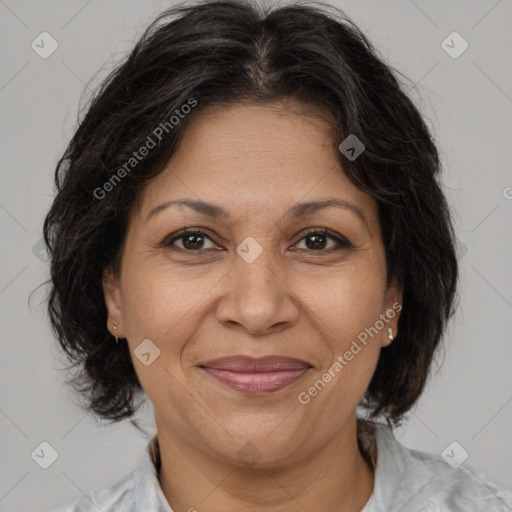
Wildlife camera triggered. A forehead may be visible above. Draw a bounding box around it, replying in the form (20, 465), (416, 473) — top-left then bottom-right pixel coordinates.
(134, 101), (378, 230)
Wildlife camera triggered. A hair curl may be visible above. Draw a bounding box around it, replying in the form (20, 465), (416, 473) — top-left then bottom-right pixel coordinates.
(43, 0), (458, 427)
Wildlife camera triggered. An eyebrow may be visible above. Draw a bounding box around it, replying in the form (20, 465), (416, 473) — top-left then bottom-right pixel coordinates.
(145, 198), (368, 228)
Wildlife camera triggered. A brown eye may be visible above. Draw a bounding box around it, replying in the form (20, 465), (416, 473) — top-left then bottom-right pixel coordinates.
(304, 232), (329, 250)
(164, 229), (217, 251)
(295, 230), (351, 252)
(181, 233), (207, 250)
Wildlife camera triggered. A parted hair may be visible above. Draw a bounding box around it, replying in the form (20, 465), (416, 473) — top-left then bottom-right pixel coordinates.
(43, 0), (458, 427)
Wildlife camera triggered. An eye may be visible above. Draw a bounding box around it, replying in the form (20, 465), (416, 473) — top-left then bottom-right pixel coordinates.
(161, 227), (351, 253)
(294, 229), (351, 252)
(164, 228), (218, 251)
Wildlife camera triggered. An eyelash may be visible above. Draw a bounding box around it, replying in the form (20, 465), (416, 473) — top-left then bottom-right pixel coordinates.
(161, 227), (352, 254)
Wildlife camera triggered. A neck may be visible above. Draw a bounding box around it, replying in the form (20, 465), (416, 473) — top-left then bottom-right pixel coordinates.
(156, 414), (375, 512)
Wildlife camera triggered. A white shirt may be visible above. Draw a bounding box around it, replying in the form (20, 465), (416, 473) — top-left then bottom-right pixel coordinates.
(51, 420), (512, 511)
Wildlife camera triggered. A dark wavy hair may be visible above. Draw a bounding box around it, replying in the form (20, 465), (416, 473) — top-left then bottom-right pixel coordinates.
(42, 0), (458, 428)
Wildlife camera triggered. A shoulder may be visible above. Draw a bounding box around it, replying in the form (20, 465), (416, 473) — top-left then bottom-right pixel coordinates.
(404, 446), (512, 511)
(366, 421), (512, 511)
(48, 434), (166, 511)
(48, 468), (137, 512)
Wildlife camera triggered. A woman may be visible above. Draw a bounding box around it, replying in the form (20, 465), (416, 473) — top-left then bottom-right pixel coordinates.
(45, 1), (512, 510)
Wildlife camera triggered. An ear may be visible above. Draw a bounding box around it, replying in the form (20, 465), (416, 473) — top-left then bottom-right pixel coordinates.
(102, 266), (127, 338)
(380, 277), (403, 348)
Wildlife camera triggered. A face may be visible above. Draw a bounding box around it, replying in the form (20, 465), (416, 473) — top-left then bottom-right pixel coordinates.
(103, 100), (402, 466)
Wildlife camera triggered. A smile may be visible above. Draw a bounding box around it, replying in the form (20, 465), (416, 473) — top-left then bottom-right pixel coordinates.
(201, 367), (311, 394)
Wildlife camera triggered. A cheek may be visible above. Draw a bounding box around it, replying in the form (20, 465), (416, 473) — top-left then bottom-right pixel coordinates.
(120, 257), (218, 341)
(295, 288), (384, 448)
(300, 258), (387, 393)
(305, 261), (387, 340)
(300, 286), (384, 420)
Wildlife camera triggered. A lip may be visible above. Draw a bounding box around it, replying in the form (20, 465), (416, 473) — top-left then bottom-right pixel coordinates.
(199, 356), (312, 394)
(202, 368), (310, 394)
(200, 355), (312, 372)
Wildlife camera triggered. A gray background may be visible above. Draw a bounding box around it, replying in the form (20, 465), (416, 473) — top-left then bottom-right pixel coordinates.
(1, 0), (511, 510)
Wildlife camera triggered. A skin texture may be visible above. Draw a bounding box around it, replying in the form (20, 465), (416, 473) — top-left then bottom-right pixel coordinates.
(103, 100), (402, 512)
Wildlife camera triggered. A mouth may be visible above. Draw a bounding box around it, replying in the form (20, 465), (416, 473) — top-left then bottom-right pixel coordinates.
(198, 355), (312, 394)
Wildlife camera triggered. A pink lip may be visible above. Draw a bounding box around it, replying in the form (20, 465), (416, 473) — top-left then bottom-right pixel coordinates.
(199, 356), (312, 394)
(202, 368), (310, 393)
(200, 355), (311, 372)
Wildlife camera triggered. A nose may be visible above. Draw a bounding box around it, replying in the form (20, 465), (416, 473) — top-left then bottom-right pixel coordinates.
(215, 250), (300, 336)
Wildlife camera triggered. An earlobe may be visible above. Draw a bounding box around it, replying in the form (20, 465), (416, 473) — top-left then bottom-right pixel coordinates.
(385, 278), (403, 317)
(102, 266), (125, 337)
(381, 278), (402, 347)
(380, 326), (396, 348)
(387, 278), (403, 310)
